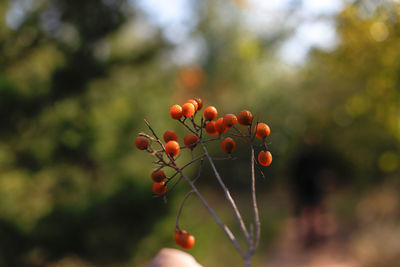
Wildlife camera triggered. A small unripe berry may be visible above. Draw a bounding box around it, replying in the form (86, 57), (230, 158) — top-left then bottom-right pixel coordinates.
(258, 151), (272, 166)
(215, 118), (227, 134)
(193, 98), (203, 110)
(204, 106), (218, 121)
(254, 123), (270, 139)
(174, 230), (195, 249)
(223, 114), (238, 128)
(205, 121), (218, 135)
(165, 140), (180, 157)
(237, 110), (253, 125)
(163, 130), (178, 143)
(152, 181), (167, 195)
(151, 169), (166, 182)
(170, 105), (183, 119)
(183, 134), (199, 149)
(221, 137), (236, 153)
(135, 137), (149, 150)
(182, 103), (195, 117)
(185, 99), (199, 111)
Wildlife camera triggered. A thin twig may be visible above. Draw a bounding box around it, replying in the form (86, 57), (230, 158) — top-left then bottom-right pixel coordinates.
(250, 144), (261, 251)
(200, 140), (251, 244)
(179, 119), (197, 135)
(175, 190), (195, 231)
(174, 165), (247, 259)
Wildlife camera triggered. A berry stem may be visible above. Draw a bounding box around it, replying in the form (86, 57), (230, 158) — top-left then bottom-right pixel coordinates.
(175, 190), (194, 231)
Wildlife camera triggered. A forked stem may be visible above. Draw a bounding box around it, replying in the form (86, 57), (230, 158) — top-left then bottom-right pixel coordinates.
(199, 141), (251, 245)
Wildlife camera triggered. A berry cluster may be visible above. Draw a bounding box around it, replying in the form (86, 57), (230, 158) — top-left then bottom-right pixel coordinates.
(134, 98), (272, 259)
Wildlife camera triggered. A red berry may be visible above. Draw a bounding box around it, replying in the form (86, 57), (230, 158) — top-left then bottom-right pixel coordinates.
(204, 106), (218, 121)
(185, 99), (199, 111)
(135, 137), (149, 150)
(163, 130), (178, 143)
(165, 141), (180, 157)
(151, 169), (166, 182)
(221, 137), (236, 153)
(254, 123), (270, 139)
(183, 134), (199, 149)
(205, 121), (218, 135)
(182, 103), (195, 117)
(152, 181), (167, 195)
(223, 114), (238, 128)
(258, 151), (272, 166)
(237, 110), (253, 125)
(215, 118), (227, 134)
(174, 230), (195, 249)
(193, 98), (203, 110)
(170, 105), (183, 119)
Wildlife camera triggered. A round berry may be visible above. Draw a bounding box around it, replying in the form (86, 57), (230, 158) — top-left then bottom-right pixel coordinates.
(163, 130), (178, 143)
(221, 137), (236, 153)
(205, 121), (218, 135)
(254, 123), (270, 139)
(182, 103), (195, 117)
(185, 99), (199, 111)
(170, 105), (183, 120)
(193, 98), (203, 110)
(151, 169), (166, 182)
(237, 110), (253, 126)
(184, 134), (199, 149)
(174, 230), (195, 250)
(223, 114), (238, 128)
(204, 106), (218, 121)
(215, 118), (227, 134)
(165, 140), (180, 157)
(258, 151), (272, 166)
(135, 137), (149, 150)
(152, 181), (167, 195)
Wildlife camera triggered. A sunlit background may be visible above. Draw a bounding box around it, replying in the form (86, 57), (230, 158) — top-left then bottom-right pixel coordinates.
(1, 0), (400, 266)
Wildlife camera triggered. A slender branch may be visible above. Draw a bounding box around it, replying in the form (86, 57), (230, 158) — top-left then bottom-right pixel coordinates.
(165, 153), (205, 184)
(179, 119), (197, 135)
(175, 190), (195, 231)
(250, 145), (261, 251)
(199, 141), (251, 244)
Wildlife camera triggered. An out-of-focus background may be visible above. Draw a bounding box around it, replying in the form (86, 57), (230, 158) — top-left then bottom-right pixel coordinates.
(1, 0), (400, 266)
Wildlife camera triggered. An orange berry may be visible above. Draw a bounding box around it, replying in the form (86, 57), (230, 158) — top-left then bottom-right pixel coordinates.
(254, 123), (270, 139)
(205, 121), (218, 135)
(184, 134), (199, 149)
(165, 140), (180, 157)
(170, 105), (183, 120)
(182, 103), (195, 117)
(215, 118), (227, 134)
(185, 99), (199, 111)
(152, 181), (167, 195)
(221, 137), (236, 153)
(204, 106), (218, 121)
(151, 169), (166, 182)
(237, 110), (253, 126)
(223, 114), (238, 128)
(163, 130), (178, 143)
(174, 230), (195, 249)
(135, 137), (149, 150)
(258, 151), (272, 166)
(193, 98), (203, 110)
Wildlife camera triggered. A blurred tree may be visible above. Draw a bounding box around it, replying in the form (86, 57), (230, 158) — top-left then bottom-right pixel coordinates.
(0, 0), (173, 266)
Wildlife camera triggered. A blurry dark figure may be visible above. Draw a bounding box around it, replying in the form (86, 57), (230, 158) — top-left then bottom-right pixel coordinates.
(290, 138), (343, 249)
